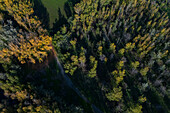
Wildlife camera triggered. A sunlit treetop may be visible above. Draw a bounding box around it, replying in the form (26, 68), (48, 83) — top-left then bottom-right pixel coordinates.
(0, 0), (52, 64)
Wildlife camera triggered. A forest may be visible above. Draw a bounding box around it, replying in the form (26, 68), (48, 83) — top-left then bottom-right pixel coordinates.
(0, 0), (169, 113)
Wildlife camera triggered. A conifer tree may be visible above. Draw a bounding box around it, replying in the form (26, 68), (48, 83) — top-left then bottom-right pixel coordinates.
(54, 0), (169, 112)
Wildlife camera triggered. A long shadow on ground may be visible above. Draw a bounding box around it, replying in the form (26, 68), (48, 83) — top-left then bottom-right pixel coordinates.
(33, 0), (50, 29)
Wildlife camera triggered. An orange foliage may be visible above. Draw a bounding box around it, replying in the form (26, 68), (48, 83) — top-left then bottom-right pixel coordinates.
(0, 0), (52, 64)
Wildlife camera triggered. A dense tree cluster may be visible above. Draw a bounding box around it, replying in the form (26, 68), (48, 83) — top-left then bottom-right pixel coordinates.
(0, 0), (52, 64)
(0, 0), (169, 112)
(54, 0), (169, 112)
(0, 0), (56, 112)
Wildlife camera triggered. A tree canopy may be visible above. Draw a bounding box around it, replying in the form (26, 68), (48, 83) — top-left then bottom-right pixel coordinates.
(0, 0), (169, 112)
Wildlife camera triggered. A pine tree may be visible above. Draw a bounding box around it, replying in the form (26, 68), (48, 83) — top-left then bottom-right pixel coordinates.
(54, 0), (169, 112)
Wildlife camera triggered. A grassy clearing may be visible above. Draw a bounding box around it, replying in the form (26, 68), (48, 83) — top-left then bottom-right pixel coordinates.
(40, 0), (68, 28)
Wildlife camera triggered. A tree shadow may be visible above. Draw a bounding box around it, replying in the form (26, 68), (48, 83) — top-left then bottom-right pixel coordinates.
(67, 0), (80, 6)
(64, 0), (80, 18)
(51, 8), (68, 35)
(64, 2), (73, 18)
(0, 59), (93, 112)
(70, 69), (109, 113)
(31, 0), (80, 35)
(32, 0), (50, 29)
(51, 0), (80, 35)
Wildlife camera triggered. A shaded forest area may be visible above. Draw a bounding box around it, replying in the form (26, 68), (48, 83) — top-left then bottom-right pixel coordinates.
(33, 0), (80, 33)
(0, 0), (169, 113)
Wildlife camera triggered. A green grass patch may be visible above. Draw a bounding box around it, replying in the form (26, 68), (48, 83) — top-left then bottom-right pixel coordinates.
(40, 0), (68, 28)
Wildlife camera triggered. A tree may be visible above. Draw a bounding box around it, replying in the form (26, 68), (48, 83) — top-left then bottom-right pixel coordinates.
(54, 0), (169, 112)
(0, 0), (52, 64)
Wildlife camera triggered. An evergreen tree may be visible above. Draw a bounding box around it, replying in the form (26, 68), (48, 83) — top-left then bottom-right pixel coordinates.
(54, 0), (169, 112)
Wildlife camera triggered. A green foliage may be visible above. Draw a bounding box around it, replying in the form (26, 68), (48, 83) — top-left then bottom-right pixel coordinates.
(127, 104), (143, 113)
(53, 0), (169, 112)
(88, 56), (98, 78)
(140, 67), (149, 76)
(0, 0), (169, 112)
(131, 61), (140, 69)
(138, 96), (147, 103)
(0, 0), (87, 112)
(106, 87), (123, 102)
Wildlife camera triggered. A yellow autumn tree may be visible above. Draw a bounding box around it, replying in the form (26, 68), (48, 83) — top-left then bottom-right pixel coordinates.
(0, 0), (52, 64)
